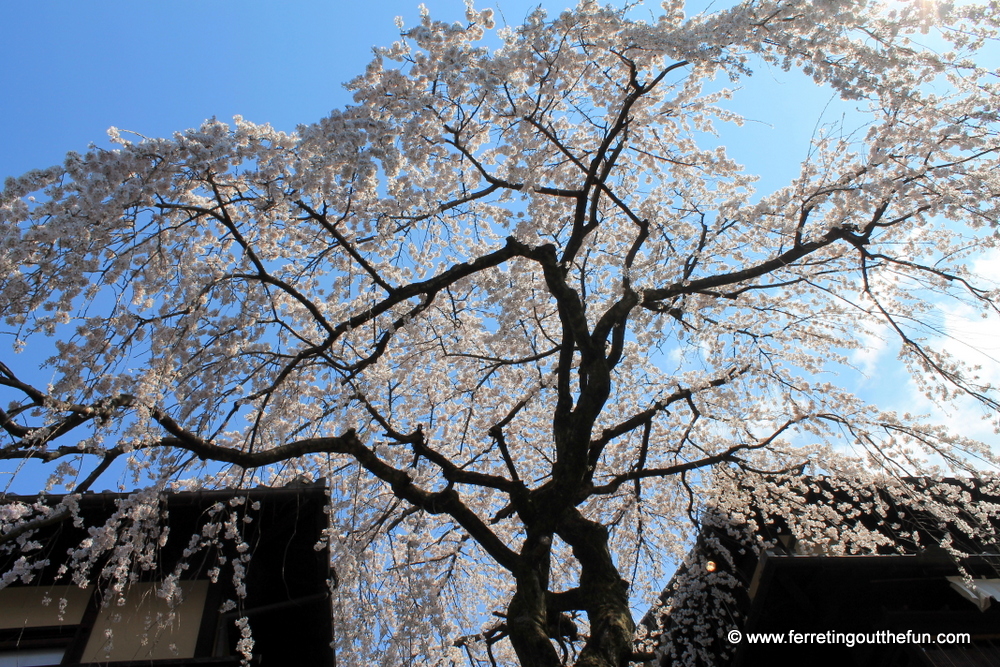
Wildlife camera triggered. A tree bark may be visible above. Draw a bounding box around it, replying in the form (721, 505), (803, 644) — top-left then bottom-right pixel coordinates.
(559, 509), (635, 667)
(508, 532), (562, 667)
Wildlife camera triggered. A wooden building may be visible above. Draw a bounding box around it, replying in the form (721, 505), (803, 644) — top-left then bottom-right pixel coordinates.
(643, 476), (1000, 666)
(0, 484), (334, 666)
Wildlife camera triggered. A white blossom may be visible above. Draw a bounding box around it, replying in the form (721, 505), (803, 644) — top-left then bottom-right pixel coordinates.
(3, 1), (1000, 665)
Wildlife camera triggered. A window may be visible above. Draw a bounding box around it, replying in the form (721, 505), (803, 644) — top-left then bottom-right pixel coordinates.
(0, 581), (209, 665)
(0, 585), (90, 667)
(81, 580), (208, 662)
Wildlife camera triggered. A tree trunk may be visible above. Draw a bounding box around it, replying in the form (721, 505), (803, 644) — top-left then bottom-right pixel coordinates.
(559, 509), (635, 667)
(508, 533), (562, 667)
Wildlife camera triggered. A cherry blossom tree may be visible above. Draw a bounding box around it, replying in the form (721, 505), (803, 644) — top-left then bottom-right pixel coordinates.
(2, 1), (1000, 665)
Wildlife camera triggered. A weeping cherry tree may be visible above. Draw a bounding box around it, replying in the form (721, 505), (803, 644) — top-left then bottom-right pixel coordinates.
(2, 1), (1000, 665)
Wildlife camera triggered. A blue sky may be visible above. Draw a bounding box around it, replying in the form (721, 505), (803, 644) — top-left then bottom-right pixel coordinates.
(3, 0), (996, 495)
(0, 0), (834, 185)
(1, 1), (570, 180)
(0, 0), (893, 495)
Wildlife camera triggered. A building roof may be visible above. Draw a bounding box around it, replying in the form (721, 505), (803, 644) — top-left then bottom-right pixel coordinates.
(641, 475), (1000, 666)
(0, 483), (334, 666)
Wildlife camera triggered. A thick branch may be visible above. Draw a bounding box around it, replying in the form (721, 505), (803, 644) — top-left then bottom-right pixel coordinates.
(151, 409), (522, 573)
(642, 225), (865, 307)
(590, 416), (808, 495)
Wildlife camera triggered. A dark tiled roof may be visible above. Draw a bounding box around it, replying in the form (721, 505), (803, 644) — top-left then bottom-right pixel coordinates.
(641, 475), (1000, 666)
